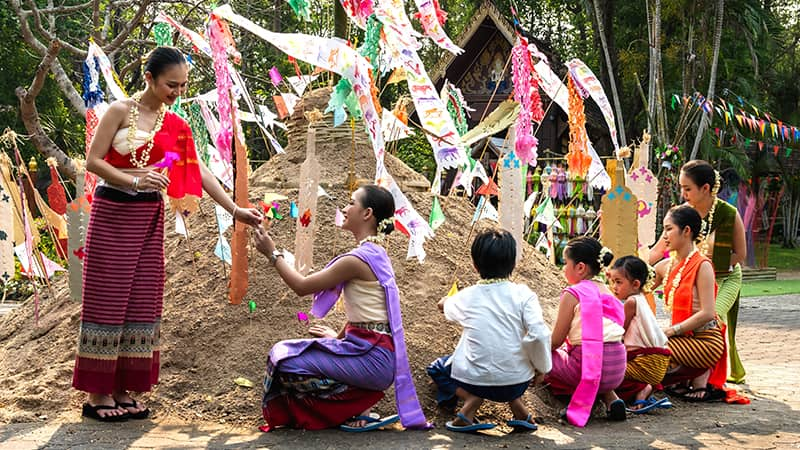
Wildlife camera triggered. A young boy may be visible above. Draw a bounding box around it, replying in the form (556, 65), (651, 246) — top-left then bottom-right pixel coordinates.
(435, 229), (552, 432)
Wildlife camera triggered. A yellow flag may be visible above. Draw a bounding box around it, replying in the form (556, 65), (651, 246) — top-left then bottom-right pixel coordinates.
(386, 67), (407, 85)
(447, 280), (458, 297)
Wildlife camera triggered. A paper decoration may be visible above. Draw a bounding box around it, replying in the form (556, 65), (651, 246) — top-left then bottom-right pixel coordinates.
(294, 128), (321, 275)
(335, 208), (345, 227)
(14, 243), (65, 279)
(446, 280), (458, 297)
(175, 212), (187, 237)
(429, 196), (445, 231)
(499, 129), (525, 262)
(297, 311), (310, 324)
(289, 202), (299, 219)
(382, 109), (413, 142)
(626, 133), (658, 253)
(0, 180), (12, 283)
(472, 196), (499, 224)
(87, 42), (126, 101)
(287, 75), (319, 96)
(66, 167), (89, 301)
(534, 231), (553, 260)
(269, 66), (283, 86)
(511, 41), (538, 165)
(208, 16), (236, 162)
(0, 154), (39, 246)
(215, 5), (434, 261)
(229, 114), (249, 305)
(340, 0), (372, 29)
(566, 76), (592, 178)
(281, 93), (300, 116)
(215, 236), (233, 265)
(600, 163), (639, 261)
(460, 100), (520, 146)
(411, 0), (463, 54)
(566, 59), (620, 150)
(533, 196), (561, 230)
(529, 45), (610, 190)
(45, 159), (67, 215)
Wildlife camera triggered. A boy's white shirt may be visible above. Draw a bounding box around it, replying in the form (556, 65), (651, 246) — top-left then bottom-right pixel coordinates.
(444, 282), (552, 386)
(623, 294), (669, 349)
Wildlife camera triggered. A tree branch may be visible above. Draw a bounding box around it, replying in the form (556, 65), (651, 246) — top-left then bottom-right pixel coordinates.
(21, 0), (93, 15)
(15, 40), (78, 181)
(26, 0), (87, 57)
(104, 0), (152, 53)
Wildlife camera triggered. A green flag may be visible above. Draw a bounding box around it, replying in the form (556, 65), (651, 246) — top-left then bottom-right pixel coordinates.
(429, 197), (445, 231)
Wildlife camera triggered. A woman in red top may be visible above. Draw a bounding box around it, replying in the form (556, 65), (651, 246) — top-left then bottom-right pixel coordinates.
(73, 47), (262, 421)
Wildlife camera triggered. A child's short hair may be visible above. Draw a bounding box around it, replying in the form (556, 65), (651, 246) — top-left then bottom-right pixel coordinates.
(610, 255), (650, 289)
(471, 228), (516, 279)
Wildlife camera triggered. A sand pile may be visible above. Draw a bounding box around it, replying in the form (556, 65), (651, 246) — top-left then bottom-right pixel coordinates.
(0, 89), (566, 428)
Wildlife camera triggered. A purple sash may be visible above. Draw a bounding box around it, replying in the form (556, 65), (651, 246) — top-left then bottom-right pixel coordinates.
(564, 280), (624, 427)
(311, 242), (432, 429)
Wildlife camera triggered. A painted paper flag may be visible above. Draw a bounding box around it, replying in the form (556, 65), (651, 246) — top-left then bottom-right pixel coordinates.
(287, 75), (319, 96)
(566, 59), (620, 150)
(429, 196), (445, 231)
(281, 93), (300, 116)
(14, 243), (65, 279)
(446, 280), (459, 297)
(273, 95), (289, 119)
(175, 212), (187, 237)
(382, 109), (413, 142)
(215, 204), (234, 233)
(411, 0), (463, 54)
(269, 66), (283, 86)
(214, 236), (233, 265)
(335, 207), (345, 227)
(472, 196), (499, 224)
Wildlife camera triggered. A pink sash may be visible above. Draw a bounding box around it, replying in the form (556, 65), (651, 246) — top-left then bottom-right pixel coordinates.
(565, 280), (624, 427)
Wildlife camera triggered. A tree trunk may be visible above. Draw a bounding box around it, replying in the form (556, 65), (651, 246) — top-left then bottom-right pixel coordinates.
(690, 0), (725, 160)
(591, 0), (627, 146)
(16, 41), (77, 181)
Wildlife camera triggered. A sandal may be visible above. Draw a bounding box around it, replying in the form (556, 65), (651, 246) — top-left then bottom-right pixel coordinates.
(116, 400), (150, 420)
(81, 403), (129, 422)
(626, 397), (669, 414)
(506, 413), (538, 431)
(607, 399), (627, 421)
(445, 412), (497, 433)
(664, 385), (691, 398)
(339, 414), (400, 432)
(684, 386), (726, 403)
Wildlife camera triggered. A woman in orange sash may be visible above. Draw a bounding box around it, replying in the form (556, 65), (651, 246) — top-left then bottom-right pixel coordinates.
(654, 205), (726, 402)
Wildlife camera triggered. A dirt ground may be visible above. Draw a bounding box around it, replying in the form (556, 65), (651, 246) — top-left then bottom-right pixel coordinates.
(0, 89), (567, 430)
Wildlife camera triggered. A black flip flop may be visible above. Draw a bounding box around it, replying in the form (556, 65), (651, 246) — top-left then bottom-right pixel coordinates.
(82, 403), (130, 422)
(116, 400), (150, 419)
(684, 386), (726, 403)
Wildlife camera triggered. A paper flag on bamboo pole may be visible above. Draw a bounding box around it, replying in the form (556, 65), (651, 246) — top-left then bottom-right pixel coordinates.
(334, 208), (345, 227)
(533, 196), (561, 230)
(382, 109), (413, 142)
(215, 236), (233, 265)
(429, 197), (445, 231)
(287, 75), (319, 96)
(215, 204), (234, 233)
(281, 93), (300, 116)
(446, 280), (458, 297)
(0, 180), (12, 283)
(0, 154), (39, 246)
(294, 128), (321, 275)
(14, 243), (65, 279)
(229, 115), (249, 305)
(386, 67), (407, 84)
(175, 213), (187, 237)
(472, 196), (499, 224)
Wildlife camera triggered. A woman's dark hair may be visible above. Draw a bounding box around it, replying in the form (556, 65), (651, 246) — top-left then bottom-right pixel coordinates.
(360, 184), (395, 235)
(471, 228), (516, 279)
(144, 46), (186, 79)
(681, 159), (716, 191)
(666, 204), (702, 240)
(611, 256), (649, 288)
(564, 236), (612, 276)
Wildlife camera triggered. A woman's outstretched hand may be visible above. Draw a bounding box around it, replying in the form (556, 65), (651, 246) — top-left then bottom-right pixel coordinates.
(234, 207), (263, 227)
(308, 325), (338, 339)
(253, 224), (276, 256)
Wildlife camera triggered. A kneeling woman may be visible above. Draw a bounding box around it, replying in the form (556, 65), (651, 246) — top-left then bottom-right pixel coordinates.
(654, 205), (726, 401)
(253, 185), (430, 431)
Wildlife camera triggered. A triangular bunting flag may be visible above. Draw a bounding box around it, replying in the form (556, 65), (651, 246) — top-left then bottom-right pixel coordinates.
(429, 197), (445, 231)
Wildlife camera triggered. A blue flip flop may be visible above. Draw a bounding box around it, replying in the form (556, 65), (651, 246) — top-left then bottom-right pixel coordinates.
(339, 414), (400, 432)
(506, 413), (538, 431)
(649, 395), (673, 409)
(626, 396), (669, 414)
(446, 413), (497, 433)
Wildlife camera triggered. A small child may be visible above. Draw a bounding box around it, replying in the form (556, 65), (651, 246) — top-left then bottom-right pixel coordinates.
(608, 256), (672, 413)
(433, 229), (552, 433)
(546, 236), (627, 426)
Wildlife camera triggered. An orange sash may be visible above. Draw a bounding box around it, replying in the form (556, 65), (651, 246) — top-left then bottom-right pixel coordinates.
(665, 252), (727, 387)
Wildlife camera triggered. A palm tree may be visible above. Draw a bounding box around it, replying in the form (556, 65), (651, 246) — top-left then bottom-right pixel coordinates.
(689, 0), (725, 160)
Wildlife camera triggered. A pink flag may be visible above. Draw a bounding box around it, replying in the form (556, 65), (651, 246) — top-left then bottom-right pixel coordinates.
(269, 66), (283, 87)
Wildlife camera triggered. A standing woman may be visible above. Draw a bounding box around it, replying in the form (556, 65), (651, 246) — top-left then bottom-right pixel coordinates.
(252, 185), (430, 432)
(74, 46), (262, 421)
(650, 160), (747, 383)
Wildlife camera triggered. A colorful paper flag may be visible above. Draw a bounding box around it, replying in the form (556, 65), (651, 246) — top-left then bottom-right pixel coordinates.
(429, 196), (445, 231)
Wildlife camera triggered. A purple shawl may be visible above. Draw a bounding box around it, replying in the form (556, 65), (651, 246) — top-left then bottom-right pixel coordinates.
(311, 242), (432, 430)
